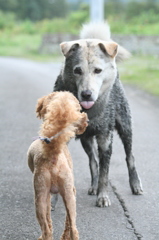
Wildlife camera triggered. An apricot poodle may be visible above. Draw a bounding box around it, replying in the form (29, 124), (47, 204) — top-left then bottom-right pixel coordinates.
(27, 91), (88, 240)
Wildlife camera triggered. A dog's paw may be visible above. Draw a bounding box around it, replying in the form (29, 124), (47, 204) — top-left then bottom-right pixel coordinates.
(131, 181), (143, 195)
(88, 187), (97, 195)
(96, 195), (111, 207)
(130, 175), (143, 195)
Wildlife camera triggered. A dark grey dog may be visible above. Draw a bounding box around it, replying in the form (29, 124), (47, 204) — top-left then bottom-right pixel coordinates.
(53, 22), (143, 207)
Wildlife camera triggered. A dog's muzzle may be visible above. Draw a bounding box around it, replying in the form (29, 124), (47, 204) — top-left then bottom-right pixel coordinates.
(80, 90), (95, 109)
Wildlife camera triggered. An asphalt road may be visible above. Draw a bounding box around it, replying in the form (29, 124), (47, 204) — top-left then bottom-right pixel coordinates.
(0, 57), (159, 240)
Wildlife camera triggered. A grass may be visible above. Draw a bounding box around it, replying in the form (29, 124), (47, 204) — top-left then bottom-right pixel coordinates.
(0, 32), (62, 62)
(0, 32), (158, 96)
(110, 22), (159, 35)
(119, 55), (159, 96)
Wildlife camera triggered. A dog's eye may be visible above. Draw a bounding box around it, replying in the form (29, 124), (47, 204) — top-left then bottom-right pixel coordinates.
(94, 68), (102, 74)
(74, 67), (82, 75)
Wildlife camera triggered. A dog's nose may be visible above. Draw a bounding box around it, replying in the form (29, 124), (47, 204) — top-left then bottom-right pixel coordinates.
(81, 90), (92, 100)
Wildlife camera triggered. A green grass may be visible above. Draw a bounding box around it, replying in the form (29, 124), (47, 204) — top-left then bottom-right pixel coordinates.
(0, 32), (62, 62)
(119, 55), (159, 96)
(110, 22), (159, 35)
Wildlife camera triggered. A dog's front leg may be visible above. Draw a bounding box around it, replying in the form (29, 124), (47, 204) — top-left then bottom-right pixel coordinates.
(80, 136), (99, 195)
(96, 133), (113, 207)
(51, 193), (58, 211)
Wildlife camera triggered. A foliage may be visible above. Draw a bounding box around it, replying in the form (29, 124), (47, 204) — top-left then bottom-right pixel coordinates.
(0, 11), (15, 29)
(0, 0), (159, 35)
(108, 15), (159, 35)
(129, 10), (159, 24)
(125, 1), (159, 19)
(0, 0), (69, 21)
(119, 55), (159, 96)
(0, 32), (62, 61)
(104, 0), (159, 35)
(0, 4), (89, 35)
(67, 4), (89, 34)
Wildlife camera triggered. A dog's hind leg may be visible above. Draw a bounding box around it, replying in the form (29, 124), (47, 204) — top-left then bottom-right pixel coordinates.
(61, 185), (79, 240)
(80, 136), (99, 195)
(35, 194), (53, 240)
(46, 194), (52, 233)
(28, 151), (34, 173)
(115, 104), (143, 195)
(34, 173), (53, 240)
(61, 215), (71, 240)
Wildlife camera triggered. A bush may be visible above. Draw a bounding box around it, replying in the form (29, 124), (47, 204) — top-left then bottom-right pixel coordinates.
(19, 20), (37, 34)
(0, 1), (159, 36)
(0, 11), (15, 30)
(36, 18), (70, 34)
(130, 10), (159, 24)
(67, 4), (89, 34)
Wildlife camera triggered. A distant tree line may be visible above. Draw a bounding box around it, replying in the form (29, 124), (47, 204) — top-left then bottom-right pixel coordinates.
(0, 0), (69, 21)
(0, 0), (159, 22)
(104, 0), (159, 19)
(0, 0), (159, 36)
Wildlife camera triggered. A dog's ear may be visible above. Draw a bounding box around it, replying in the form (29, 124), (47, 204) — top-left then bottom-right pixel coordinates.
(76, 112), (88, 135)
(36, 96), (47, 119)
(60, 41), (80, 57)
(36, 93), (56, 119)
(99, 42), (118, 58)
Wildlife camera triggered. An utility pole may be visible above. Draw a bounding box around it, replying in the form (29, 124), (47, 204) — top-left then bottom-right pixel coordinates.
(90, 0), (104, 22)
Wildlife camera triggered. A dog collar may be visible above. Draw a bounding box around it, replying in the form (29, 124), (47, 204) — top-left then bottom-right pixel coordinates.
(33, 131), (63, 144)
(40, 131), (63, 144)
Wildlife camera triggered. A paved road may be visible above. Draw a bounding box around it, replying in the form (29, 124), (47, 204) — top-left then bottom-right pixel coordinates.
(0, 57), (159, 240)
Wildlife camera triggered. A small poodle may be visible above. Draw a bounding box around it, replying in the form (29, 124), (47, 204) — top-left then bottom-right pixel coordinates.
(27, 91), (88, 240)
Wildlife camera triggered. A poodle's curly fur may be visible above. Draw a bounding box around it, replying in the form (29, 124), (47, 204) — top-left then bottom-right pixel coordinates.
(27, 91), (88, 240)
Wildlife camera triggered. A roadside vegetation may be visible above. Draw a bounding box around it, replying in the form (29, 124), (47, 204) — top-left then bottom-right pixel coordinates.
(119, 55), (159, 96)
(0, 0), (159, 95)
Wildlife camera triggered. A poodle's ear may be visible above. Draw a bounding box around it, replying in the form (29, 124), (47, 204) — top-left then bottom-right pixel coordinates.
(36, 96), (46, 119)
(76, 112), (88, 135)
(36, 93), (56, 119)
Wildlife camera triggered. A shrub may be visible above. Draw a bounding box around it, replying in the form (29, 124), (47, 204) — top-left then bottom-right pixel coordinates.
(67, 3), (89, 34)
(0, 11), (15, 30)
(36, 18), (69, 34)
(130, 10), (159, 24)
(19, 20), (37, 34)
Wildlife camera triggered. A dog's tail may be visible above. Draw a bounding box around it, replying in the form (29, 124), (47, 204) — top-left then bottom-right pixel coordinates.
(80, 21), (111, 41)
(80, 21), (131, 62)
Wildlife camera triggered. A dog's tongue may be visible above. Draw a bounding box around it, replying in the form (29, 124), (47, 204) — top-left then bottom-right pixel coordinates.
(80, 101), (95, 109)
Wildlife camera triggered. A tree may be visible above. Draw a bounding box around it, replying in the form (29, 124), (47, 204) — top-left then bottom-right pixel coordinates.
(0, 0), (69, 21)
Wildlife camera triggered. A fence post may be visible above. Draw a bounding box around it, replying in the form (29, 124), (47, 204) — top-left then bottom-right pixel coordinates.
(90, 0), (104, 22)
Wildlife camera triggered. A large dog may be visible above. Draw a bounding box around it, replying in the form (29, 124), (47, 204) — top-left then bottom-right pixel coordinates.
(54, 22), (143, 207)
